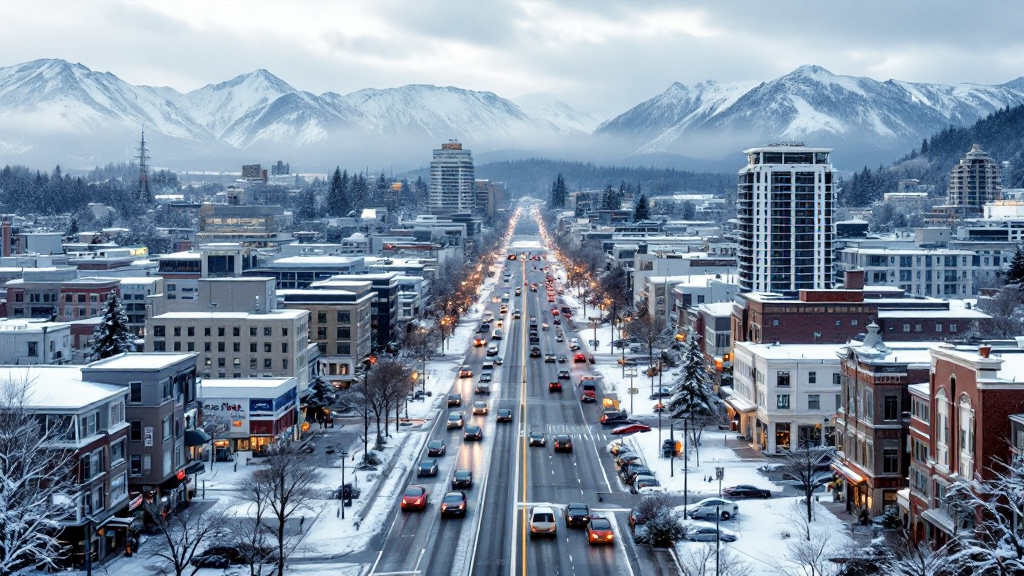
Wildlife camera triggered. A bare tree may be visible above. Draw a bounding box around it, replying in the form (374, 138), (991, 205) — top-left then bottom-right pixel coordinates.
(776, 529), (840, 576)
(947, 457), (1024, 576)
(0, 378), (78, 576)
(882, 531), (955, 576)
(228, 494), (276, 576)
(778, 445), (834, 527)
(625, 313), (670, 393)
(361, 357), (412, 445)
(144, 504), (226, 576)
(402, 324), (439, 392)
(677, 543), (749, 576)
(239, 444), (324, 576)
(974, 286), (1024, 339)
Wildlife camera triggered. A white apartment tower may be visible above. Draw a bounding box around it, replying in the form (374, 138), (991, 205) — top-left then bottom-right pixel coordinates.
(736, 144), (835, 293)
(428, 140), (475, 215)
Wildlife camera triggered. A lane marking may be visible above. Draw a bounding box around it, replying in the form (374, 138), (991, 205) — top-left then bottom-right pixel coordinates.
(368, 550), (384, 575)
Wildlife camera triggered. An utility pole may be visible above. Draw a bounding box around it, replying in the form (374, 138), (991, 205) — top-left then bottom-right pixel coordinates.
(137, 128), (150, 203)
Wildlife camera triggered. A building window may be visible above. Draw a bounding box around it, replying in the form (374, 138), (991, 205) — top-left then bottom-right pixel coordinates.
(153, 325), (165, 337)
(154, 341), (166, 352)
(250, 327), (257, 337)
(832, 373), (841, 386)
(959, 395), (975, 478)
(883, 395), (899, 421)
(883, 448), (899, 474)
(173, 341), (181, 352)
(949, 324), (957, 333)
(264, 327), (272, 337)
(936, 388), (949, 468)
(318, 312), (327, 324)
(338, 311), (350, 323)
(233, 342), (240, 353)
(912, 438), (929, 463)
(936, 324), (943, 333)
(912, 398), (930, 423)
(187, 342), (195, 352)
(162, 416), (171, 440)
(218, 327), (225, 337)
(283, 359), (289, 370)
(264, 359), (273, 369)
(111, 438), (126, 466)
(250, 342), (257, 353)
(218, 342), (225, 352)
(205, 327), (211, 337)
(250, 358), (257, 369)
(205, 342), (212, 352)
(902, 324), (910, 333)
(808, 394), (820, 410)
(129, 382), (142, 403)
(173, 326), (181, 337)
(281, 343), (288, 354)
(188, 327), (195, 337)
(776, 394), (790, 410)
(265, 342), (272, 353)
(777, 372), (790, 387)
(130, 455), (142, 476)
(282, 327), (288, 337)
(130, 420), (142, 441)
(808, 372), (816, 384)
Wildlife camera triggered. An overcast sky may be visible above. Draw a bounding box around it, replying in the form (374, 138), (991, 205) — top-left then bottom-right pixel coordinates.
(3, 0), (1023, 119)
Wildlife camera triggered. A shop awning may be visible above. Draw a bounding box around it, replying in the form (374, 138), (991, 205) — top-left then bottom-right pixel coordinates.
(184, 461), (206, 475)
(101, 516), (135, 529)
(184, 429), (211, 447)
(723, 390), (757, 413)
(830, 460), (865, 484)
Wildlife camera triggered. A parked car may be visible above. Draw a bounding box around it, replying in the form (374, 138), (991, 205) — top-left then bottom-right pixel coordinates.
(611, 423), (652, 435)
(631, 475), (661, 494)
(722, 485), (772, 499)
(648, 386), (673, 399)
(682, 522), (738, 542)
(615, 453), (643, 470)
(685, 498), (739, 521)
(620, 465), (655, 485)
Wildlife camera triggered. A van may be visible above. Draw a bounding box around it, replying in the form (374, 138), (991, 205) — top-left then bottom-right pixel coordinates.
(529, 506), (557, 538)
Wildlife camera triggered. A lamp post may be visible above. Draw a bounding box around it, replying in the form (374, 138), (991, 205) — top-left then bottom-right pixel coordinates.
(362, 356), (376, 456)
(340, 448), (349, 519)
(82, 501), (96, 576)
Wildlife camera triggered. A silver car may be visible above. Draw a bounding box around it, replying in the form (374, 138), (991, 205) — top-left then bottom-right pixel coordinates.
(684, 498), (738, 521)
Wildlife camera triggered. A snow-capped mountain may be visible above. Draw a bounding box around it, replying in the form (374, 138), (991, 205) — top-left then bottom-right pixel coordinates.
(598, 65), (1024, 165)
(513, 93), (602, 134)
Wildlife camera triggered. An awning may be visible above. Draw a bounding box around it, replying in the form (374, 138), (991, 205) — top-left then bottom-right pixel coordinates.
(830, 461), (865, 484)
(184, 429), (211, 447)
(100, 516), (135, 529)
(723, 390), (757, 413)
(920, 508), (955, 535)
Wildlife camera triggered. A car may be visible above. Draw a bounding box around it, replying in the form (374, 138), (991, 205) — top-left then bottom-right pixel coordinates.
(451, 469), (473, 489)
(631, 475), (661, 494)
(557, 354), (567, 363)
(529, 332), (540, 343)
(478, 371), (493, 383)
(683, 522), (738, 542)
(529, 316), (536, 323)
(528, 431), (546, 447)
(472, 401), (488, 415)
(441, 491), (468, 517)
(459, 365), (473, 378)
(418, 458), (439, 477)
(513, 310), (522, 319)
(551, 308), (560, 316)
(557, 370), (570, 380)
(609, 442), (632, 456)
(402, 485), (429, 511)
(473, 338), (486, 347)
(722, 485), (772, 499)
(529, 505), (558, 538)
(555, 334), (564, 342)
(611, 423), (652, 435)
(515, 287), (522, 296)
(553, 434), (573, 453)
(587, 516), (615, 545)
(564, 502), (590, 527)
(191, 550), (231, 569)
(476, 324), (488, 333)
(620, 465), (655, 485)
(628, 507), (650, 534)
(568, 338), (580, 350)
(464, 424), (483, 441)
(500, 305), (508, 314)
(553, 317), (561, 325)
(474, 383), (491, 395)
(686, 498), (739, 521)
(493, 357), (503, 365)
(648, 386), (673, 399)
(426, 440), (446, 456)
(447, 393), (462, 407)
(492, 329), (504, 340)
(495, 319), (504, 328)
(530, 346), (542, 357)
(548, 381), (562, 392)
(486, 344), (499, 356)
(573, 352), (586, 363)
(496, 408), (513, 422)
(616, 453), (644, 469)
(601, 412), (631, 426)
(447, 412), (464, 429)
(481, 360), (494, 371)
(547, 295), (556, 302)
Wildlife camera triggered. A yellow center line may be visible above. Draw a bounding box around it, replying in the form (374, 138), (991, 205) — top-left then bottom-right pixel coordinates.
(519, 252), (529, 576)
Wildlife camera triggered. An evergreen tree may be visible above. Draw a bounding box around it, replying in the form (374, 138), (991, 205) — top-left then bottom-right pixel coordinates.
(375, 171), (390, 209)
(601, 184), (617, 210)
(326, 167), (351, 217)
(920, 138), (929, 155)
(350, 173), (369, 212)
(67, 217), (79, 237)
(1007, 245), (1024, 285)
(667, 331), (723, 464)
(91, 289), (135, 360)
(414, 176), (428, 206)
(633, 193), (650, 222)
(295, 187), (318, 220)
(549, 173), (567, 209)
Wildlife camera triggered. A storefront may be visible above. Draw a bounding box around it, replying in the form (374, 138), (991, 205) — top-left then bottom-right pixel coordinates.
(200, 377), (300, 456)
(722, 387), (757, 437)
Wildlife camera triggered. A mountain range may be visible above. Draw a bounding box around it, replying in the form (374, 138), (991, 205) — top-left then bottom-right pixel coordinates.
(0, 59), (1022, 172)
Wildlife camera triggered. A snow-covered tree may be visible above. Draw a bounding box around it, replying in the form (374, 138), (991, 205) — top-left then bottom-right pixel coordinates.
(947, 457), (1024, 575)
(144, 504), (225, 576)
(0, 377), (78, 575)
(239, 443), (323, 576)
(549, 173), (567, 209)
(326, 167), (350, 217)
(1006, 246), (1024, 286)
(91, 289), (134, 360)
(778, 445), (834, 526)
(633, 193), (650, 222)
(667, 331), (724, 465)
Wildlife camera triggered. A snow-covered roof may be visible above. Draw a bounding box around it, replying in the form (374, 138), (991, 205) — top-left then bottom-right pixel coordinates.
(159, 251), (201, 260)
(700, 302), (735, 317)
(0, 318), (69, 332)
(88, 352), (196, 371)
(908, 382), (930, 398)
(994, 353), (1024, 382)
(152, 309), (307, 321)
(269, 256), (364, 267)
(739, 342), (845, 361)
(0, 366), (124, 410)
(876, 308), (990, 319)
(201, 377), (296, 392)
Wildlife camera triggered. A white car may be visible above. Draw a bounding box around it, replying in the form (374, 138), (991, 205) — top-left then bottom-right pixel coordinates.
(529, 505), (557, 538)
(486, 344), (499, 356)
(682, 498), (739, 521)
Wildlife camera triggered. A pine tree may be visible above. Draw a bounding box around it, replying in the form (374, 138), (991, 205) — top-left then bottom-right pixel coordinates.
(350, 173), (369, 212)
(920, 138), (929, 155)
(633, 193), (650, 221)
(326, 167), (351, 217)
(295, 187), (318, 220)
(601, 184), (617, 210)
(549, 173), (567, 209)
(667, 331), (723, 464)
(91, 289), (135, 360)
(67, 217), (79, 237)
(1007, 245), (1024, 285)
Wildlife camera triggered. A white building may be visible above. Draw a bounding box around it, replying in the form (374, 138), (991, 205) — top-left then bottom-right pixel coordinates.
(0, 318), (72, 364)
(428, 140), (475, 215)
(199, 377), (300, 456)
(730, 342), (845, 454)
(736, 144), (835, 292)
(835, 247), (977, 296)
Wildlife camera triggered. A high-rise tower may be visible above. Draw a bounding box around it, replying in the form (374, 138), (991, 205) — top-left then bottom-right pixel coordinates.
(428, 140), (475, 215)
(736, 143), (835, 293)
(947, 144), (1001, 213)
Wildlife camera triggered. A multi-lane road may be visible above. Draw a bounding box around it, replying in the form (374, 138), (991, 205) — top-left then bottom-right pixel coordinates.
(368, 232), (647, 576)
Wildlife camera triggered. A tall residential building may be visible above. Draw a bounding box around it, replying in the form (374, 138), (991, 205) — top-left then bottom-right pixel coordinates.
(428, 140), (475, 215)
(736, 144), (835, 293)
(947, 144), (1001, 214)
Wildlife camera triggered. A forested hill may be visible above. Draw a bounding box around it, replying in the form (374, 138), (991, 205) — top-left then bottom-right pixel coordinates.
(842, 104), (1024, 206)
(401, 159), (735, 198)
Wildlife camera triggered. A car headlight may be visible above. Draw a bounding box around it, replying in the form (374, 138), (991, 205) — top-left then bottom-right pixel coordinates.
(605, 534), (613, 540)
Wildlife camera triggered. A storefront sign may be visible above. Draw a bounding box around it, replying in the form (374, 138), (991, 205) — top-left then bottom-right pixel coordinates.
(203, 400), (249, 435)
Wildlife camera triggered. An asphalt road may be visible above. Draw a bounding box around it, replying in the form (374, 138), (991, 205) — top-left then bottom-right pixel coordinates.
(369, 228), (648, 576)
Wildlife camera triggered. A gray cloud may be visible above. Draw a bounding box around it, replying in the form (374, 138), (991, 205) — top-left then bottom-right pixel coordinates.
(0, 0), (1021, 119)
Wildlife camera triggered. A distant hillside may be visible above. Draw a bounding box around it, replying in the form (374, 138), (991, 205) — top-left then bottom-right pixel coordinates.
(400, 158), (734, 198)
(841, 104), (1024, 206)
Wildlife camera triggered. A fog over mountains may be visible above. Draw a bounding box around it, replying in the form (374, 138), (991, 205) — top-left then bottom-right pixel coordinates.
(0, 59), (1022, 172)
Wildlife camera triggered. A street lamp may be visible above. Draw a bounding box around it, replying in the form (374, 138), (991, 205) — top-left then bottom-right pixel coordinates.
(82, 500), (97, 576)
(340, 448), (350, 519)
(361, 356), (376, 456)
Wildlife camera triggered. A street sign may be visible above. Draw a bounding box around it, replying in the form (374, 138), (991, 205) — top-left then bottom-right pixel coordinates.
(627, 388), (639, 394)
(625, 368), (637, 377)
(715, 467), (724, 481)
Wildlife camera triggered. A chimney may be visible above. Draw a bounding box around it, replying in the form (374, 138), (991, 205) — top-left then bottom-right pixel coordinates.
(844, 269), (865, 290)
(979, 345), (991, 358)
(1, 218), (10, 258)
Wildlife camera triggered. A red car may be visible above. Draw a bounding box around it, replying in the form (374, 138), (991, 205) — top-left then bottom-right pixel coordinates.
(611, 423), (652, 436)
(587, 516), (615, 545)
(549, 381), (562, 392)
(551, 309), (560, 316)
(401, 485), (428, 511)
(573, 353), (586, 363)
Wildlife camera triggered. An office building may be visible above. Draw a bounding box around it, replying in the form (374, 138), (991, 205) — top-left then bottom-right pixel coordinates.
(735, 144), (835, 292)
(947, 144), (1002, 215)
(428, 140), (475, 215)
